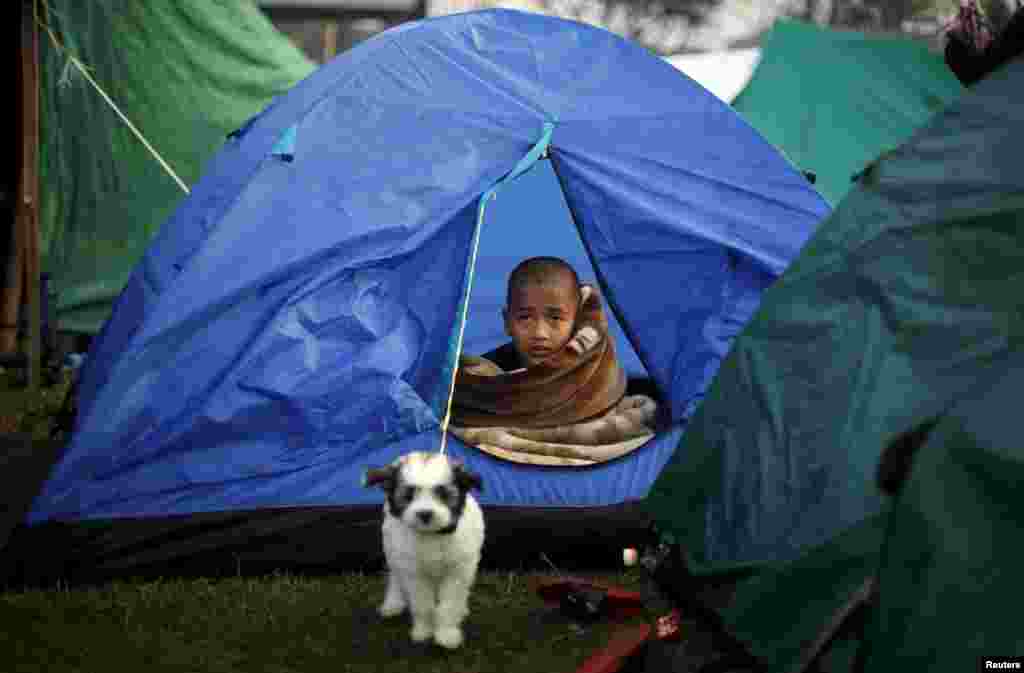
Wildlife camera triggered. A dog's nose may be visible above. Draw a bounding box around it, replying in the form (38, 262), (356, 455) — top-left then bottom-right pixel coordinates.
(416, 510), (433, 524)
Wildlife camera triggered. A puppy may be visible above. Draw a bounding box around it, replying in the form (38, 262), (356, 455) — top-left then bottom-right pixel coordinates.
(363, 451), (485, 649)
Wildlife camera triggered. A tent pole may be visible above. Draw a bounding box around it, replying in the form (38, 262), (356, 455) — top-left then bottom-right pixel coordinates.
(18, 0), (42, 392)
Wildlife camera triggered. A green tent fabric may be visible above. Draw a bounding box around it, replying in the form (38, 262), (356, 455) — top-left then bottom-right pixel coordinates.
(645, 54), (1024, 672)
(38, 1), (315, 334)
(732, 19), (963, 206)
(861, 354), (1024, 670)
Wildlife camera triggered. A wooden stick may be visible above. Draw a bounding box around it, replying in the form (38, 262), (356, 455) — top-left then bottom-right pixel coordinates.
(0, 208), (23, 354)
(322, 19), (339, 63)
(18, 0), (42, 391)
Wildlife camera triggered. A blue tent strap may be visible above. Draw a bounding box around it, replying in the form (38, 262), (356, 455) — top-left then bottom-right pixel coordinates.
(437, 121), (556, 453)
(271, 124), (298, 162)
(478, 121), (556, 217)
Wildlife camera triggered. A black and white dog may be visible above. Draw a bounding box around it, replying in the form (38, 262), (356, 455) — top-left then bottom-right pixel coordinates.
(363, 451), (485, 649)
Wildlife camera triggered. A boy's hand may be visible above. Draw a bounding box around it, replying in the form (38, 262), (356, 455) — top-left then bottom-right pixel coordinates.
(566, 326), (600, 355)
(567, 284), (601, 355)
(459, 355), (504, 377)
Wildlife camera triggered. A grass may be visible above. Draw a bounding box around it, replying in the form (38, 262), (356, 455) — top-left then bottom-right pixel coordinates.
(1, 569), (657, 673)
(0, 366), (72, 439)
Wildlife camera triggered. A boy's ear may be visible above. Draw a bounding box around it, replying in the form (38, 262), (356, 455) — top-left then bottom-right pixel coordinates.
(502, 307), (511, 336)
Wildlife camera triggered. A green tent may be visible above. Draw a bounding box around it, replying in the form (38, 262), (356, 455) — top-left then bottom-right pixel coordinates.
(646, 54), (1024, 671)
(732, 19), (963, 206)
(861, 354), (1024, 671)
(38, 1), (315, 334)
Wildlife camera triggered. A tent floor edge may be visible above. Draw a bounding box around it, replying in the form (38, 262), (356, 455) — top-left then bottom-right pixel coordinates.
(1, 500), (653, 590)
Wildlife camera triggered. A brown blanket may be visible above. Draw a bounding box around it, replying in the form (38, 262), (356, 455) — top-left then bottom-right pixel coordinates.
(450, 284), (627, 429)
(451, 395), (657, 465)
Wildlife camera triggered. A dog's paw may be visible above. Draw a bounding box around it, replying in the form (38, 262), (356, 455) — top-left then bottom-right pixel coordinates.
(434, 627), (464, 649)
(410, 622), (433, 643)
(378, 600), (406, 618)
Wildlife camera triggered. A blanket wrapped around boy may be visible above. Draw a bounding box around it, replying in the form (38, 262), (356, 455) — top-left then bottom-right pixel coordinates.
(450, 285), (658, 465)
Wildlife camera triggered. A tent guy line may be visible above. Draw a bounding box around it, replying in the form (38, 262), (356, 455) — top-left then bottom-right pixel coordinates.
(438, 122), (555, 455)
(35, 0), (191, 195)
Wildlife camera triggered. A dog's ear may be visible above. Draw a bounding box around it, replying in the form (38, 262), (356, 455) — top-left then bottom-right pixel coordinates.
(452, 461), (483, 493)
(362, 464), (398, 490)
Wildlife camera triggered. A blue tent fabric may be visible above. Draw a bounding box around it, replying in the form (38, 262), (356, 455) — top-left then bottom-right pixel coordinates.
(28, 10), (829, 525)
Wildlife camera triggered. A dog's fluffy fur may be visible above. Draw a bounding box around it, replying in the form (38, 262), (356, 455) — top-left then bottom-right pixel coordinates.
(363, 451), (485, 649)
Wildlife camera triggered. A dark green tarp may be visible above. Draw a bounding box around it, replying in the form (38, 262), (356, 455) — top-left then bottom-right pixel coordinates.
(646, 55), (1024, 672)
(732, 19), (963, 205)
(862, 353), (1024, 671)
(39, 1), (315, 334)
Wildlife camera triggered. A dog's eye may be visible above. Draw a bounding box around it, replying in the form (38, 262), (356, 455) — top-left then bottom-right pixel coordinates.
(433, 485), (454, 502)
(396, 486), (416, 503)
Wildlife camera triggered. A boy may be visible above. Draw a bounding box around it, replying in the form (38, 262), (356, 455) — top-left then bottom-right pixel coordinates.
(485, 256), (603, 373)
(449, 257), (657, 458)
(451, 256), (625, 428)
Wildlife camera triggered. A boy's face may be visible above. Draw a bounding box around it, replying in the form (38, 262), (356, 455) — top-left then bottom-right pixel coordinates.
(503, 278), (579, 367)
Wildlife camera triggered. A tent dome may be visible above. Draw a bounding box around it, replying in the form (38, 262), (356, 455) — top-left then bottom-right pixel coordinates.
(16, 9), (827, 579)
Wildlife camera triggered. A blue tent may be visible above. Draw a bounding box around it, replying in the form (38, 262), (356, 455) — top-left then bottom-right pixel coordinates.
(6, 9), (828, 581)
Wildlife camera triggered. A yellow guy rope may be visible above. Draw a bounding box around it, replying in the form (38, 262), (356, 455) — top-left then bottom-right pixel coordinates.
(35, 0), (190, 195)
(436, 122), (555, 454)
(436, 196), (489, 455)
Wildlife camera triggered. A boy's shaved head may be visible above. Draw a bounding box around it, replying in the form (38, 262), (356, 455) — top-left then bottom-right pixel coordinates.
(507, 257), (580, 301)
(503, 257), (582, 366)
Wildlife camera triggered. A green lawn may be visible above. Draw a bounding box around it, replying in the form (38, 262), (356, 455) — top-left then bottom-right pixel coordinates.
(1, 569), (655, 673)
(0, 367), (72, 438)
